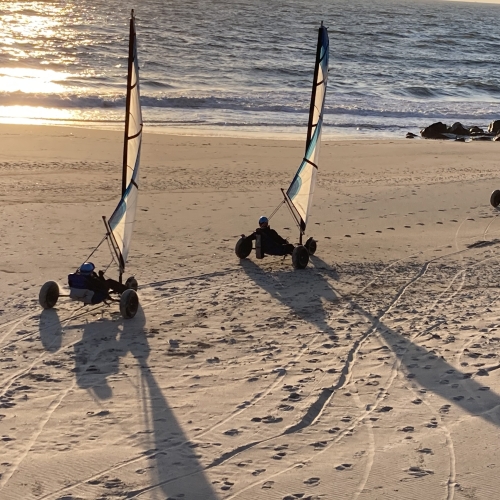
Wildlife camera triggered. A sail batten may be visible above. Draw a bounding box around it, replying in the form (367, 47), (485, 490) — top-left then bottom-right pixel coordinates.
(107, 10), (143, 274)
(286, 24), (329, 232)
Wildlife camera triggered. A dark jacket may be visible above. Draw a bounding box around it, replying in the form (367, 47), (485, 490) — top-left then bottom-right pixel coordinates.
(246, 226), (293, 256)
(68, 272), (109, 293)
(248, 226), (288, 245)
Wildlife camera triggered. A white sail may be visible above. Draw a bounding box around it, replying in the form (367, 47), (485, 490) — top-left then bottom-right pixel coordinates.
(108, 11), (143, 272)
(286, 24), (329, 230)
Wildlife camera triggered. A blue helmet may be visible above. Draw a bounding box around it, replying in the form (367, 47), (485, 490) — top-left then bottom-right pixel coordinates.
(80, 262), (95, 275)
(258, 216), (269, 225)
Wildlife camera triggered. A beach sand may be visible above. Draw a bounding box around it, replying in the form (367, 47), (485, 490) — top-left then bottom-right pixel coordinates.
(1, 123), (500, 499)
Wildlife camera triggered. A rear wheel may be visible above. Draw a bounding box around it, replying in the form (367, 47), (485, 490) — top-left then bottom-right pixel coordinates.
(120, 289), (139, 319)
(491, 190), (500, 207)
(235, 236), (252, 259)
(125, 276), (138, 291)
(39, 281), (59, 309)
(292, 245), (309, 269)
(305, 237), (317, 255)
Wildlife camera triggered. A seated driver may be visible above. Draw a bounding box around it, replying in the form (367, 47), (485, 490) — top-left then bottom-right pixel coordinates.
(68, 262), (127, 305)
(245, 216), (294, 256)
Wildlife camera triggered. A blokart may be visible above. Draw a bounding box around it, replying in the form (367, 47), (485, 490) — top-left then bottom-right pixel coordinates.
(235, 22), (329, 270)
(39, 11), (143, 319)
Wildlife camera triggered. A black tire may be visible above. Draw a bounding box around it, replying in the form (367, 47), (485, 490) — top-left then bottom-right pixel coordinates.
(120, 289), (139, 319)
(125, 276), (138, 291)
(491, 190), (500, 208)
(39, 281), (60, 309)
(292, 245), (309, 269)
(305, 237), (317, 255)
(235, 236), (252, 259)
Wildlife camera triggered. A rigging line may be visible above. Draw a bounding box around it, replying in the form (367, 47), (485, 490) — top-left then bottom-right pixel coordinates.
(82, 235), (108, 264)
(268, 199), (285, 221)
(105, 236), (120, 269)
(284, 196), (302, 232)
(103, 257), (115, 274)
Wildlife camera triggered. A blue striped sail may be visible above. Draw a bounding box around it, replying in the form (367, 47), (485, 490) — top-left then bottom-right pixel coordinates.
(108, 11), (143, 272)
(287, 24), (329, 230)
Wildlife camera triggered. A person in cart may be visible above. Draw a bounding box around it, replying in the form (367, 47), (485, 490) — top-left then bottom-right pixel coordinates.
(68, 262), (127, 305)
(243, 216), (294, 256)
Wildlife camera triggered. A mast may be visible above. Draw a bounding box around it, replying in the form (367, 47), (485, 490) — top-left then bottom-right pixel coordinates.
(285, 22), (329, 242)
(305, 21), (323, 153)
(122, 9), (135, 196)
(106, 8), (143, 281)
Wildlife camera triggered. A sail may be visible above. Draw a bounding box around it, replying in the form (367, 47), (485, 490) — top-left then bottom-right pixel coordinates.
(108, 10), (143, 271)
(286, 24), (329, 230)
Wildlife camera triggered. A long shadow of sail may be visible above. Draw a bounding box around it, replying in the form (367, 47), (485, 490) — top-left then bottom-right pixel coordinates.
(301, 255), (500, 429)
(244, 253), (500, 429)
(240, 257), (339, 334)
(351, 302), (500, 426)
(120, 309), (218, 499)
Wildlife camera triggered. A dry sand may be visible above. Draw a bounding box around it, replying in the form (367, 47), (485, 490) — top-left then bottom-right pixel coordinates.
(0, 123), (500, 500)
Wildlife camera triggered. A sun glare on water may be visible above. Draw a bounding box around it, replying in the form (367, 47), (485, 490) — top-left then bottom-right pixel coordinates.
(0, 68), (71, 94)
(0, 2), (86, 123)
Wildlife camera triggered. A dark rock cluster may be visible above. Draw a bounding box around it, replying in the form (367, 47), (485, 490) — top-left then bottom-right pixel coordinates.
(407, 120), (500, 141)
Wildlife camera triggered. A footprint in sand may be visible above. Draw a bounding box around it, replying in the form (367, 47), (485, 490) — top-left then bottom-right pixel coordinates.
(376, 230), (382, 233)
(221, 480), (235, 491)
(252, 469), (266, 476)
(387, 227), (395, 230)
(344, 234), (351, 238)
(335, 463), (353, 471)
(273, 452), (287, 460)
(224, 428), (240, 436)
(377, 406), (393, 413)
(274, 444), (289, 451)
(436, 222), (443, 224)
(417, 222), (425, 226)
(262, 480), (274, 489)
(304, 477), (321, 485)
(311, 441), (328, 449)
(418, 448), (433, 455)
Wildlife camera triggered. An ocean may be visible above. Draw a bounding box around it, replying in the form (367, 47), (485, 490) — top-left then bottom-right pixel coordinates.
(1, 0), (500, 139)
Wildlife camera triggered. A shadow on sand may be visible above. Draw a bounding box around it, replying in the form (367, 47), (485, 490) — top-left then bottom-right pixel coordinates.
(240, 255), (339, 335)
(243, 253), (500, 429)
(71, 306), (217, 499)
(39, 308), (63, 353)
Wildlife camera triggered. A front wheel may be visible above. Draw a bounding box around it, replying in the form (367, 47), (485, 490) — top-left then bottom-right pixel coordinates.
(235, 236), (252, 259)
(305, 237), (317, 255)
(491, 190), (500, 208)
(120, 289), (139, 319)
(39, 281), (59, 309)
(125, 276), (138, 291)
(292, 245), (309, 269)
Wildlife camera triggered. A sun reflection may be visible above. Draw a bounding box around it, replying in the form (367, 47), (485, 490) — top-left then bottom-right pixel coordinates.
(0, 2), (79, 67)
(0, 68), (71, 93)
(0, 105), (74, 124)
